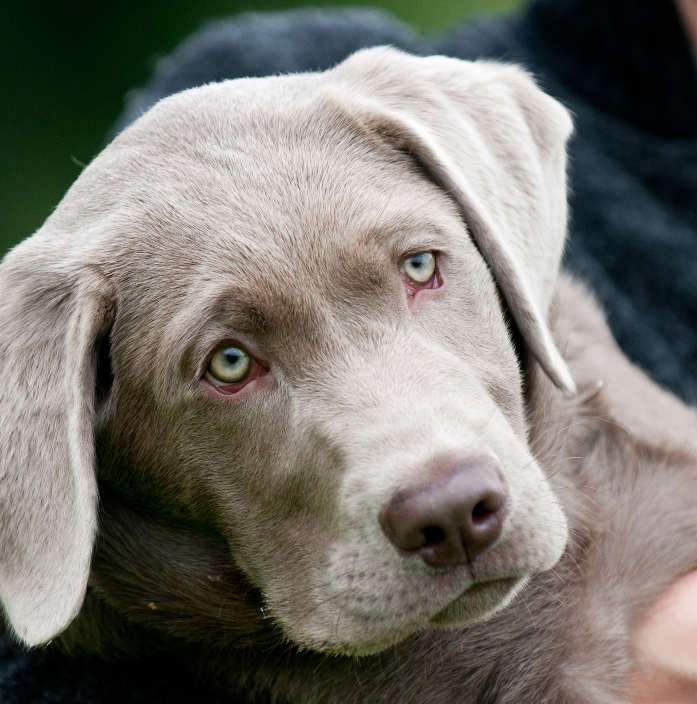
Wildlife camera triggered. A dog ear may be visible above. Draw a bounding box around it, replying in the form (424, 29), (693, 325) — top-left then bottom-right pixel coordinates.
(334, 47), (576, 393)
(0, 239), (114, 646)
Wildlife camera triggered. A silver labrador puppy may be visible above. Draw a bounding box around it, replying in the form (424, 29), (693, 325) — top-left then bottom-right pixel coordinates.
(1, 48), (696, 703)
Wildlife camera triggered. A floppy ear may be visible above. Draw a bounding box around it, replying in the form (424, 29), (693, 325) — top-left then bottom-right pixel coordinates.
(333, 47), (576, 393)
(0, 240), (114, 646)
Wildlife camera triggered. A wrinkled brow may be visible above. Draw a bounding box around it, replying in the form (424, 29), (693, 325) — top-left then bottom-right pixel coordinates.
(362, 225), (444, 250)
(195, 283), (266, 329)
(173, 275), (332, 377)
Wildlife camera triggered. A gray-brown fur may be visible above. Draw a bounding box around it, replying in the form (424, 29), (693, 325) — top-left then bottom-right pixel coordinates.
(1, 47), (696, 702)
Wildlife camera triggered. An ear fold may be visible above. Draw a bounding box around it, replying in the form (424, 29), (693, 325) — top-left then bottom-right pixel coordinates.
(333, 47), (576, 393)
(0, 242), (113, 646)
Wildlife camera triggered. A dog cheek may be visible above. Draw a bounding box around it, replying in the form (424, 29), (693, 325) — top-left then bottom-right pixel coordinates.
(213, 426), (347, 609)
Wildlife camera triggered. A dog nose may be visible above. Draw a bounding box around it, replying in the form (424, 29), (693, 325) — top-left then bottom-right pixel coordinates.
(378, 461), (507, 568)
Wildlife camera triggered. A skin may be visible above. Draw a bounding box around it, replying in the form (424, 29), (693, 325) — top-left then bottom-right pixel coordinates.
(676, 0), (697, 64)
(628, 572), (697, 702)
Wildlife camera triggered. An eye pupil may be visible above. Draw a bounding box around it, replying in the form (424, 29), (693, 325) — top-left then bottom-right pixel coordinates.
(224, 349), (243, 364)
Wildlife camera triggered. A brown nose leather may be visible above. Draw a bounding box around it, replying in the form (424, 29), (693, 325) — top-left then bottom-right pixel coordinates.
(379, 460), (507, 568)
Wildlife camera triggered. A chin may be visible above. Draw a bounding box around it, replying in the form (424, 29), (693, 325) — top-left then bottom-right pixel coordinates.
(429, 575), (529, 628)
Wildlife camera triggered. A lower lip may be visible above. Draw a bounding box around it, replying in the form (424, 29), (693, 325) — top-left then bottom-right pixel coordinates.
(429, 576), (520, 626)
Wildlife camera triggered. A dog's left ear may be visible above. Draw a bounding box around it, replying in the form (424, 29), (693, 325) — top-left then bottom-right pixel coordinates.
(333, 47), (576, 393)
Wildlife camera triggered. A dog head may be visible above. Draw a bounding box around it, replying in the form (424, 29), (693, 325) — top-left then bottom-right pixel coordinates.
(0, 47), (572, 655)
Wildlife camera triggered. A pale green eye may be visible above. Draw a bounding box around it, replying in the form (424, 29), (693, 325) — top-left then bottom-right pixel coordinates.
(207, 346), (251, 384)
(402, 251), (436, 283)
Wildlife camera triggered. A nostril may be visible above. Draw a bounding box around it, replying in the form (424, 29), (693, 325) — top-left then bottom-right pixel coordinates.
(421, 525), (446, 546)
(472, 500), (492, 523)
(472, 493), (505, 524)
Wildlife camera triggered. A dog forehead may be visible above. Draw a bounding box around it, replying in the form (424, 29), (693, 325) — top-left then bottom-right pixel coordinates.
(139, 82), (440, 230)
(43, 72), (353, 242)
(110, 81), (433, 245)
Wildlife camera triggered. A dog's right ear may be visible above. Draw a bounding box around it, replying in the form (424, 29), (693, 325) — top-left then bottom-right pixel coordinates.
(0, 238), (114, 646)
(332, 47), (576, 394)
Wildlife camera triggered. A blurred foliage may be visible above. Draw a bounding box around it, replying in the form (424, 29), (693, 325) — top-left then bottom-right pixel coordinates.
(3, 0), (520, 253)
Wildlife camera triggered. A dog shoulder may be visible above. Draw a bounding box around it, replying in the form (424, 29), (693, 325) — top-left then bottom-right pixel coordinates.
(551, 272), (697, 454)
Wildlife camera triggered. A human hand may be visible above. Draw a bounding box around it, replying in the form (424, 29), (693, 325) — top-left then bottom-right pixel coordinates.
(625, 570), (697, 703)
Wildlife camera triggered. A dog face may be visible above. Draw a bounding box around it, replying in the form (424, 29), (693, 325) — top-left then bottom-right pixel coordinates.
(0, 48), (573, 654)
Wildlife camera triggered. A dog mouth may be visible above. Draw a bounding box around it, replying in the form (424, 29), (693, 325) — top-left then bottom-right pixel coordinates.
(428, 575), (526, 627)
(309, 575), (527, 657)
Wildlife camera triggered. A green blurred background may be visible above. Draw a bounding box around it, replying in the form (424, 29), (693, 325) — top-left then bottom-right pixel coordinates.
(3, 0), (520, 254)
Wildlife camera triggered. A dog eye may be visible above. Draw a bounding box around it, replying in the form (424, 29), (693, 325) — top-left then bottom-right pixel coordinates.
(402, 251), (436, 284)
(207, 346), (251, 384)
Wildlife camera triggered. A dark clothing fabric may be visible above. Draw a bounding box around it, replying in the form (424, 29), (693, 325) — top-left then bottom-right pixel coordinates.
(3, 1), (697, 701)
(0, 634), (224, 704)
(110, 7), (424, 136)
